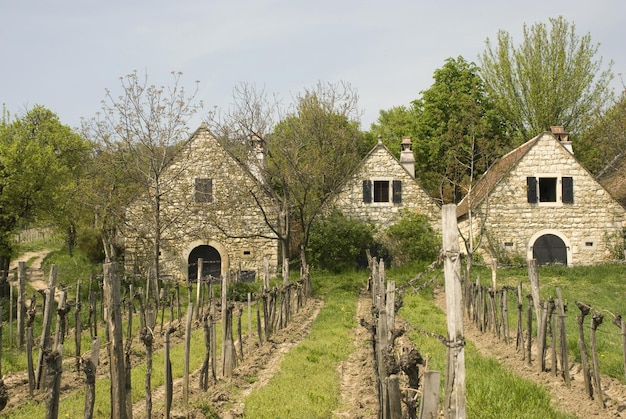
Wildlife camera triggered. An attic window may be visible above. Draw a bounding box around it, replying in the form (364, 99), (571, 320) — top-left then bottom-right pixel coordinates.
(363, 179), (402, 204)
(195, 178), (213, 203)
(527, 176), (574, 205)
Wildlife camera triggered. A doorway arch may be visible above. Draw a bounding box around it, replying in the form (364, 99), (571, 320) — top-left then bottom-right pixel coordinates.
(529, 232), (569, 266)
(188, 245), (221, 280)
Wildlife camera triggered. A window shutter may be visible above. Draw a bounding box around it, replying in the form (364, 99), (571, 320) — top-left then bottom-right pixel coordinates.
(527, 177), (537, 203)
(362, 180), (372, 203)
(392, 180), (402, 203)
(562, 176), (574, 203)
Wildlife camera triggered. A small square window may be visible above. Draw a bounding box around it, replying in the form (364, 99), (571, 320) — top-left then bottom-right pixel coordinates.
(373, 180), (390, 203)
(538, 177), (557, 202)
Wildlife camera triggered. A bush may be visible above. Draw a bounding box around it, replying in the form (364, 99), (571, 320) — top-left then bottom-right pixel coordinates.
(76, 226), (105, 263)
(382, 210), (440, 266)
(307, 209), (375, 273)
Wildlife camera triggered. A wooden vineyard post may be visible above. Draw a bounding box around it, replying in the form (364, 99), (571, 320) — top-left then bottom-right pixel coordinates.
(612, 314), (626, 382)
(183, 302), (193, 406)
(537, 301), (548, 372)
(576, 302), (593, 399)
(527, 259), (541, 325)
(516, 282), (525, 359)
(82, 337), (100, 419)
(75, 281), (82, 373)
(26, 295), (37, 396)
(419, 370), (441, 419)
(386, 374), (402, 419)
(164, 326), (175, 419)
(17, 262), (26, 348)
(44, 348), (63, 419)
(442, 204), (466, 419)
(36, 265), (57, 389)
(548, 299), (557, 377)
(555, 288), (570, 386)
(377, 308), (389, 418)
(195, 258), (203, 321)
(103, 262), (128, 419)
(590, 311), (606, 408)
(526, 295), (533, 365)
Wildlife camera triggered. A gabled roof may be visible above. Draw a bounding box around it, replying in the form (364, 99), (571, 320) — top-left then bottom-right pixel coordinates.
(456, 133), (541, 218)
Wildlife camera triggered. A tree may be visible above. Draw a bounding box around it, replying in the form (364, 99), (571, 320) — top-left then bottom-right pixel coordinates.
(577, 91), (626, 176)
(83, 71), (201, 304)
(208, 81), (367, 277)
(0, 106), (90, 279)
(371, 57), (508, 202)
(268, 82), (367, 272)
(480, 16), (614, 142)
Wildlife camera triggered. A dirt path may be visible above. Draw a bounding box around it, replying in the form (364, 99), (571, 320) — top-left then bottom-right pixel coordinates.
(334, 292), (379, 418)
(9, 249), (51, 291)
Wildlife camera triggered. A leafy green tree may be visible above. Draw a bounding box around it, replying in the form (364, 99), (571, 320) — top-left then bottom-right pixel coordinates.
(480, 16), (614, 142)
(382, 210), (440, 267)
(307, 209), (375, 273)
(577, 91), (626, 175)
(372, 57), (508, 202)
(0, 106), (91, 276)
(268, 82), (367, 271)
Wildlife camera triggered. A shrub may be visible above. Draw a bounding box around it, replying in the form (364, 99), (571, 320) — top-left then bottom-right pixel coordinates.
(307, 209), (375, 273)
(382, 210), (440, 266)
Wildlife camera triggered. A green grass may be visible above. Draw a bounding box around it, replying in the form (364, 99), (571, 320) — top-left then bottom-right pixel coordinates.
(241, 271), (364, 418)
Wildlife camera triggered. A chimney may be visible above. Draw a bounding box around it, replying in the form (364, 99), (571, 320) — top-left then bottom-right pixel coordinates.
(248, 135), (266, 182)
(399, 136), (415, 178)
(550, 126), (573, 155)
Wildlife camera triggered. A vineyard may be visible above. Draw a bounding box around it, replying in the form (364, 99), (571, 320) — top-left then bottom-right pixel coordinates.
(1, 237), (626, 417)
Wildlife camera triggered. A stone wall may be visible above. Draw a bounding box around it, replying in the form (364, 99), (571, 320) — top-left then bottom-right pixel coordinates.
(460, 133), (625, 266)
(124, 126), (279, 280)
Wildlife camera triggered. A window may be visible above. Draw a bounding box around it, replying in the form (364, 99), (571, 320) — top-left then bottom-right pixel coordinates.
(195, 178), (212, 203)
(363, 179), (402, 204)
(526, 176), (573, 204)
(373, 180), (389, 202)
(538, 177), (557, 202)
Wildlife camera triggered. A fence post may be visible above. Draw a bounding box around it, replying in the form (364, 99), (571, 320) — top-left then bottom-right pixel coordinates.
(419, 370), (441, 419)
(17, 262), (26, 348)
(555, 288), (570, 386)
(103, 262), (128, 419)
(195, 258), (203, 321)
(442, 204), (466, 419)
(590, 311), (606, 408)
(36, 265), (57, 389)
(576, 302), (593, 399)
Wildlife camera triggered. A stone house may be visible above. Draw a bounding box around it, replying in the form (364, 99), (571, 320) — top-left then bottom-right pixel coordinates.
(457, 126), (626, 266)
(124, 123), (279, 281)
(331, 136), (440, 229)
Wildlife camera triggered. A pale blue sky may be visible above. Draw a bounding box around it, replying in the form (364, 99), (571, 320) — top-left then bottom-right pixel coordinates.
(1, 0), (624, 131)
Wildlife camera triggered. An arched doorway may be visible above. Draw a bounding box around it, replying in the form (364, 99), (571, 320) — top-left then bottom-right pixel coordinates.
(532, 234), (568, 266)
(188, 245), (221, 280)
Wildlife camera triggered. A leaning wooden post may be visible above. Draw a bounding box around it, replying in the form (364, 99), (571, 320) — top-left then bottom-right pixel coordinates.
(36, 265), (57, 389)
(82, 337), (100, 419)
(590, 311), (606, 408)
(103, 262), (128, 419)
(442, 204), (466, 419)
(183, 302), (193, 406)
(17, 262), (26, 348)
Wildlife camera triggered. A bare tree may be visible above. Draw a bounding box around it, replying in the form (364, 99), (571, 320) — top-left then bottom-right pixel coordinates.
(84, 70), (201, 306)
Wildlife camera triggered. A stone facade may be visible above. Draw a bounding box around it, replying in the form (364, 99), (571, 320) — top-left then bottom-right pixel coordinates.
(124, 124), (279, 281)
(331, 139), (440, 229)
(458, 130), (626, 266)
